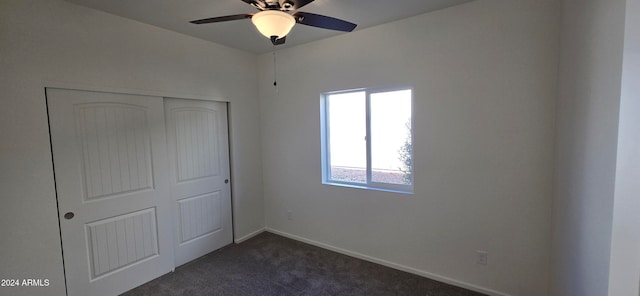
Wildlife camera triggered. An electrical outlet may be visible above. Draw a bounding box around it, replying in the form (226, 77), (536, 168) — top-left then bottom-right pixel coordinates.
(287, 210), (292, 221)
(476, 251), (488, 266)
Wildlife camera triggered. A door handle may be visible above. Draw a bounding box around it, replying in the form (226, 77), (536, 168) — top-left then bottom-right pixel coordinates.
(224, 179), (229, 184)
(64, 212), (75, 220)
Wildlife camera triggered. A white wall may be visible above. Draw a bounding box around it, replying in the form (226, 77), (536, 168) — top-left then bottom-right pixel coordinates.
(258, 1), (559, 295)
(0, 0), (263, 295)
(551, 0), (626, 295)
(609, 0), (640, 294)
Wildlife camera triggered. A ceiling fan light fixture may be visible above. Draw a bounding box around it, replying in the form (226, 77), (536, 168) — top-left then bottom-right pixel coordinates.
(251, 10), (295, 39)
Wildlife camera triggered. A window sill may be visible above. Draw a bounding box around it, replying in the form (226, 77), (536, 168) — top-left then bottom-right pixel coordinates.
(322, 181), (414, 195)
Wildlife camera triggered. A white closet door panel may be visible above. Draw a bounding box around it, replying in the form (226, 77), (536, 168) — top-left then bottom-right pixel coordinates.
(173, 108), (221, 182)
(86, 208), (158, 278)
(48, 88), (174, 296)
(165, 99), (232, 267)
(177, 191), (222, 244)
(75, 103), (153, 200)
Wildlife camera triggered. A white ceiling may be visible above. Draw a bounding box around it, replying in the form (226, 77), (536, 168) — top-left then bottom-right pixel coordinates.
(65, 0), (474, 54)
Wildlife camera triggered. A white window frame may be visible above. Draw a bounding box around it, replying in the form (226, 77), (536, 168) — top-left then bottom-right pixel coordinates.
(320, 86), (414, 194)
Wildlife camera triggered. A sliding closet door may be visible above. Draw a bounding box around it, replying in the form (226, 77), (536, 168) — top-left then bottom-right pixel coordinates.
(47, 89), (175, 296)
(164, 98), (232, 266)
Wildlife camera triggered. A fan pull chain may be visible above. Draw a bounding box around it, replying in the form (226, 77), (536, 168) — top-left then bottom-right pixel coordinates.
(273, 50), (279, 93)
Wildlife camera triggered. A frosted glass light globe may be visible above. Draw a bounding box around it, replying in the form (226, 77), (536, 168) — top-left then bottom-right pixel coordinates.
(251, 10), (295, 39)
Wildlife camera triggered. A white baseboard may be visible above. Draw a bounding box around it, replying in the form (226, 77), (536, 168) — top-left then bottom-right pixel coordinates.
(234, 227), (265, 243)
(265, 227), (511, 296)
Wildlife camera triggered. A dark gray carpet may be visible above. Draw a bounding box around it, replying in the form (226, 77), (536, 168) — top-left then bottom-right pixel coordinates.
(122, 232), (486, 296)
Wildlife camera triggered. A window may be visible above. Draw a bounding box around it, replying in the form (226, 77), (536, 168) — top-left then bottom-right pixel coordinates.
(321, 87), (413, 193)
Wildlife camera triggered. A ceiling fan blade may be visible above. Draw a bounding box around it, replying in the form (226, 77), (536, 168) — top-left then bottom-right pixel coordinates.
(293, 12), (357, 32)
(270, 36), (287, 45)
(190, 14), (252, 24)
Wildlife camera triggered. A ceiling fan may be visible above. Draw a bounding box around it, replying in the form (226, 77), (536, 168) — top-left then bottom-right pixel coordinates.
(190, 0), (357, 46)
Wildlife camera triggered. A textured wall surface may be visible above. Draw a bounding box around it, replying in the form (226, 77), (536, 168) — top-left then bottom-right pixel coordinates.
(259, 1), (559, 295)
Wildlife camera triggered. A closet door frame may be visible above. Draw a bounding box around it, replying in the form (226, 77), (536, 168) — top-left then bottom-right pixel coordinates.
(47, 85), (234, 295)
